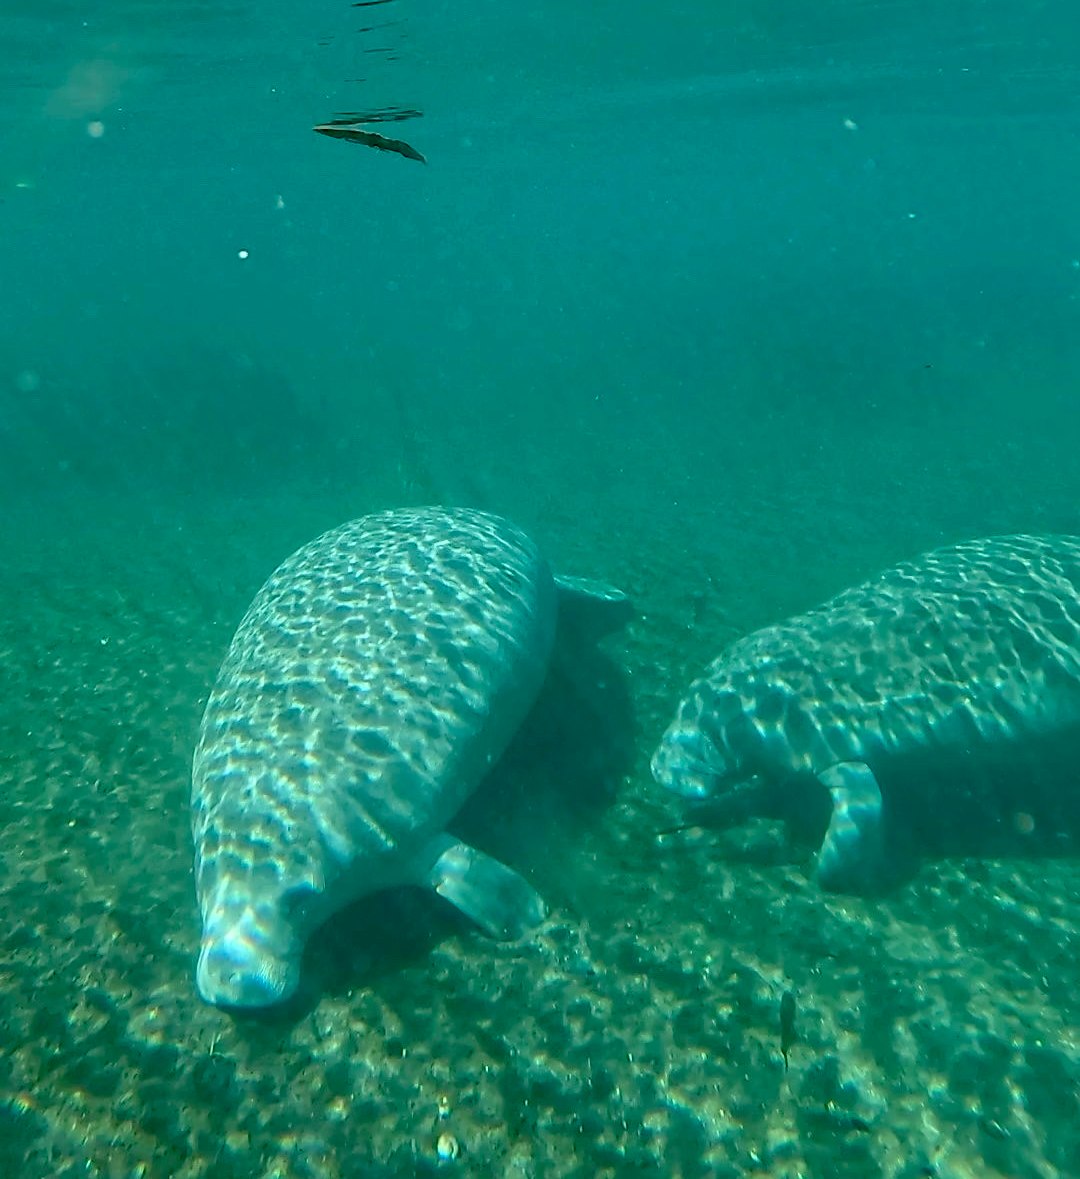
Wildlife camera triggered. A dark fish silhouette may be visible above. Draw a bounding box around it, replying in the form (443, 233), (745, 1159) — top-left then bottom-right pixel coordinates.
(780, 990), (797, 1071)
(313, 122), (426, 163)
(803, 1109), (872, 1134)
(331, 108), (422, 125)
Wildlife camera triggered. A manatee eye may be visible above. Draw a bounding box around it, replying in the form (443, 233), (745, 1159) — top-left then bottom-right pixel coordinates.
(280, 884), (319, 922)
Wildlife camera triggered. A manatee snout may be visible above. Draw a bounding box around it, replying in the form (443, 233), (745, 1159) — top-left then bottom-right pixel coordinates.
(651, 720), (727, 799)
(196, 902), (301, 1009)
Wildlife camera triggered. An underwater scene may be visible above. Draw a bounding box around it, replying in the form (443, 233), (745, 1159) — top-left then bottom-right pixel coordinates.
(3, 1), (1080, 1175)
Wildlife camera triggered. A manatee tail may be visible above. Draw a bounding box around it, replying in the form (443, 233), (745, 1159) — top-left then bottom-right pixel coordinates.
(553, 574), (633, 642)
(416, 834), (547, 939)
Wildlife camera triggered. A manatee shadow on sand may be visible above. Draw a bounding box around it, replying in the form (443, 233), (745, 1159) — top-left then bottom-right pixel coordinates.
(458, 635), (636, 847)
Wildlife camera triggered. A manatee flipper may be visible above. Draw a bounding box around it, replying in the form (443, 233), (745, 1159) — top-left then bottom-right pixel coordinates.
(418, 834), (547, 938)
(815, 761), (885, 892)
(553, 574), (633, 641)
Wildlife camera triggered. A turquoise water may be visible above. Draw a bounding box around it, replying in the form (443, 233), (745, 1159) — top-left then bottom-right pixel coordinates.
(2, 1), (1080, 1175)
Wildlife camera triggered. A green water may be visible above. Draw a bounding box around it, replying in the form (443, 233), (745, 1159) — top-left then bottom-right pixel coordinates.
(2, 1), (1080, 1175)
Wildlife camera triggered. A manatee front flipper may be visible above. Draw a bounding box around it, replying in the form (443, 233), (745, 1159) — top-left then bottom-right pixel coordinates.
(554, 574), (633, 641)
(416, 834), (547, 938)
(815, 761), (885, 892)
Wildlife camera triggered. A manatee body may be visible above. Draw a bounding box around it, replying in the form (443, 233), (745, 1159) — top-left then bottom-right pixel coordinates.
(652, 534), (1080, 891)
(192, 506), (629, 1007)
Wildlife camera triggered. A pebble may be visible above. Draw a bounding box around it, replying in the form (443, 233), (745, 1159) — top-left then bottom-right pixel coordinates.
(436, 1131), (460, 1162)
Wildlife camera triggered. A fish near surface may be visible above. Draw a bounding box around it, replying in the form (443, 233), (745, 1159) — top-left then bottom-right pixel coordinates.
(652, 534), (1080, 891)
(192, 506), (630, 1008)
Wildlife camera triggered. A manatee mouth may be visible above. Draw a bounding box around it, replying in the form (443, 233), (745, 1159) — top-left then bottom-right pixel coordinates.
(650, 728), (728, 799)
(196, 921), (299, 1009)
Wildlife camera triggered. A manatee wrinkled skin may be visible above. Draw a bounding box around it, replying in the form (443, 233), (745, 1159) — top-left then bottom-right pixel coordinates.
(653, 534), (1080, 891)
(192, 506), (629, 1008)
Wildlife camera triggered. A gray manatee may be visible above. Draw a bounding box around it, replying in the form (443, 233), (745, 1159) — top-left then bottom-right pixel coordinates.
(652, 534), (1080, 891)
(192, 506), (630, 1007)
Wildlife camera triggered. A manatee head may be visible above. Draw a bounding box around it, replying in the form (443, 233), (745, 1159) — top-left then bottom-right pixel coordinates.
(192, 794), (331, 1010)
(651, 720), (727, 798)
(651, 683), (748, 799)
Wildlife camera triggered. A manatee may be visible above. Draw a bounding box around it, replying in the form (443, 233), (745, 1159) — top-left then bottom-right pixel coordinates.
(192, 506), (630, 1007)
(652, 534), (1080, 891)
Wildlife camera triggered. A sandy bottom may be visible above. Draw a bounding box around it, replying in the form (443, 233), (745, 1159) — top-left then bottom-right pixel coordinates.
(2, 403), (1079, 1179)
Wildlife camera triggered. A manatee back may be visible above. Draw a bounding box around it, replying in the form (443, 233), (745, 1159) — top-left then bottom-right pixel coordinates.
(191, 507), (559, 914)
(658, 534), (1080, 790)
